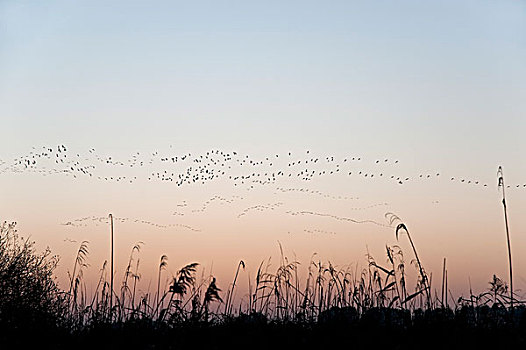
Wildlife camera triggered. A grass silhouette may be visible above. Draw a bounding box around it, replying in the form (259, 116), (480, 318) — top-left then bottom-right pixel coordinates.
(498, 166), (514, 309)
(0, 199), (525, 348)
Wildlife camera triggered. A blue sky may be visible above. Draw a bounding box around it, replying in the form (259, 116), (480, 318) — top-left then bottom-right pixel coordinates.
(2, 0), (524, 157)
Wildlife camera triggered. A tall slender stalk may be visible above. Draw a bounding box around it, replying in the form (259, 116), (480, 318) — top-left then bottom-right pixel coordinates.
(224, 260), (245, 316)
(386, 213), (431, 309)
(156, 255), (168, 316)
(445, 270), (448, 309)
(68, 241), (89, 299)
(441, 258), (446, 307)
(132, 258), (140, 312)
(497, 166), (513, 309)
(109, 213), (114, 319)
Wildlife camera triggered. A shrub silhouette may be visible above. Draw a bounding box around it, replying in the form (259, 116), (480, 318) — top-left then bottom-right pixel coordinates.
(0, 221), (67, 333)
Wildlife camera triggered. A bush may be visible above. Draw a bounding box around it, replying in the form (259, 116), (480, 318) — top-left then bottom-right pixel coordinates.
(0, 221), (67, 333)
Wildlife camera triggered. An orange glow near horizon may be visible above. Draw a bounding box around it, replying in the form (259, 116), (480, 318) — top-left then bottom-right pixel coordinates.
(2, 147), (525, 305)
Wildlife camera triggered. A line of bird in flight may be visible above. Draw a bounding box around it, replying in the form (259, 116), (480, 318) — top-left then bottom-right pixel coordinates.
(61, 215), (200, 232)
(3, 144), (523, 189)
(4, 144), (523, 241)
(59, 191), (394, 240)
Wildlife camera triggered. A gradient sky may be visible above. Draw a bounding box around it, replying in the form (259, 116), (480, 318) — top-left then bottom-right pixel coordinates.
(1, 1), (525, 301)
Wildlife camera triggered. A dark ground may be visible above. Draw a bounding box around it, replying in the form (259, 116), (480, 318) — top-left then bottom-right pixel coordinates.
(2, 308), (526, 350)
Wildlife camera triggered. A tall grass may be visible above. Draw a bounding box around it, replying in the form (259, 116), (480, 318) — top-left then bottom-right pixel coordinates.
(109, 213), (114, 319)
(2, 211), (523, 338)
(55, 216), (523, 331)
(155, 254), (168, 317)
(497, 166), (514, 309)
(386, 213), (431, 309)
(224, 260), (245, 317)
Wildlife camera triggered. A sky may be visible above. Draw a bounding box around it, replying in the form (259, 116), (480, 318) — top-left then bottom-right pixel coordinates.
(1, 0), (525, 302)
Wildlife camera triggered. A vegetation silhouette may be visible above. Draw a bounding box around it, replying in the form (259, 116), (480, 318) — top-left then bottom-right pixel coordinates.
(0, 221), (69, 344)
(0, 168), (524, 348)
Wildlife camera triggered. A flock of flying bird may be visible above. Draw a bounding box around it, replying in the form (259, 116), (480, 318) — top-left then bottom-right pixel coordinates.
(61, 215), (200, 232)
(5, 144), (523, 188)
(2, 144), (524, 238)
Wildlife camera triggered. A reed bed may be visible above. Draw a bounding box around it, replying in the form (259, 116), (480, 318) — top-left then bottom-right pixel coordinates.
(1, 215), (524, 330)
(59, 232), (524, 330)
(1, 169), (524, 347)
(1, 218), (525, 349)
